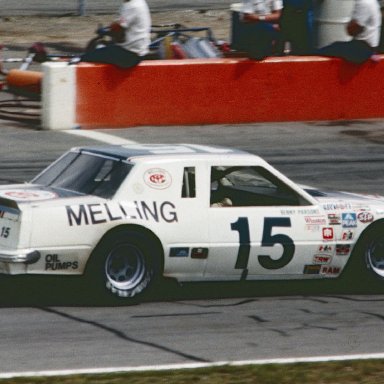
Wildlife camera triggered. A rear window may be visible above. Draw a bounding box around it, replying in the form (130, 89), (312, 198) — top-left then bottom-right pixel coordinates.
(32, 151), (132, 199)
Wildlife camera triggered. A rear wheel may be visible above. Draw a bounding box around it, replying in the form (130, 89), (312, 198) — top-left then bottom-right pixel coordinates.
(89, 229), (162, 300)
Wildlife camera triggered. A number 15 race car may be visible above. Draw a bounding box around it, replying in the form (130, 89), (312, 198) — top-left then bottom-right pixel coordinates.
(0, 144), (383, 300)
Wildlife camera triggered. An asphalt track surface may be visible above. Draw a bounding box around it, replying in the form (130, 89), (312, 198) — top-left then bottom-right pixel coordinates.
(0, 116), (384, 376)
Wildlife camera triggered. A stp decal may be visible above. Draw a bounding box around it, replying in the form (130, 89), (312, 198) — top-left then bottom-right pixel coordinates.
(144, 168), (172, 190)
(357, 211), (374, 223)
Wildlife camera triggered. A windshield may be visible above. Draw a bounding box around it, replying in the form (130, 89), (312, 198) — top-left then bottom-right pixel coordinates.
(32, 151), (132, 198)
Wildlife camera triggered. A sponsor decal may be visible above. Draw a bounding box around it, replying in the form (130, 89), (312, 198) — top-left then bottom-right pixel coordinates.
(298, 208), (320, 215)
(313, 254), (332, 264)
(336, 244), (351, 256)
(305, 215), (327, 231)
(0, 189), (57, 201)
(328, 214), (341, 225)
(357, 211), (374, 224)
(144, 168), (172, 190)
(318, 245), (333, 253)
(191, 248), (208, 259)
(342, 213), (357, 228)
(170, 248), (189, 257)
(305, 216), (327, 225)
(303, 264), (321, 275)
(45, 254), (78, 271)
(170, 247), (208, 259)
(306, 225), (321, 232)
(341, 230), (354, 241)
(281, 208), (320, 215)
(66, 201), (178, 226)
(321, 266), (341, 275)
(281, 209), (295, 215)
(322, 202), (352, 211)
(322, 227), (334, 241)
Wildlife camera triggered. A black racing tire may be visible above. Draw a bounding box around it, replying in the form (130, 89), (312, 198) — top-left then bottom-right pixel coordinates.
(345, 223), (384, 285)
(361, 224), (384, 280)
(88, 229), (162, 300)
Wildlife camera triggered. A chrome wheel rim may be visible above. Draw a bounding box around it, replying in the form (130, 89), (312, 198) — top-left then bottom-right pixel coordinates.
(366, 237), (384, 278)
(105, 244), (146, 291)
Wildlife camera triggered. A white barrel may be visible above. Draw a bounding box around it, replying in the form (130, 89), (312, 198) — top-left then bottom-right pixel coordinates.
(314, 0), (355, 48)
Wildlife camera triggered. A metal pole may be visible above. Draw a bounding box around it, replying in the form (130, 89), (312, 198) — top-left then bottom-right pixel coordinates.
(78, 0), (86, 16)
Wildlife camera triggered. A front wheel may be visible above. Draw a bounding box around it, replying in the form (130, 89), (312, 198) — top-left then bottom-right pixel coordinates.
(89, 229), (162, 300)
(364, 226), (384, 279)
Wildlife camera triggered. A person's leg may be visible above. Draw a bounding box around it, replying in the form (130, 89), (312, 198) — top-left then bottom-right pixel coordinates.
(316, 40), (373, 64)
(81, 45), (142, 68)
(246, 22), (279, 60)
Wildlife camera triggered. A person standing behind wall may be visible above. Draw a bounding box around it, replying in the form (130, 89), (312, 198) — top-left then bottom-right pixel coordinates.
(378, 0), (384, 51)
(80, 0), (151, 68)
(280, 0), (314, 54)
(240, 0), (283, 60)
(316, 0), (381, 64)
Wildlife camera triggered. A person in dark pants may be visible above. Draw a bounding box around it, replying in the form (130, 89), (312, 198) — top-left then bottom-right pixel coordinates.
(80, 0), (151, 68)
(240, 0), (283, 60)
(280, 0), (314, 55)
(317, 0), (381, 64)
(378, 0), (384, 52)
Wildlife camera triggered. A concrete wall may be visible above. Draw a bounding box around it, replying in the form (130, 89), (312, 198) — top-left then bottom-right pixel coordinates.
(41, 56), (384, 130)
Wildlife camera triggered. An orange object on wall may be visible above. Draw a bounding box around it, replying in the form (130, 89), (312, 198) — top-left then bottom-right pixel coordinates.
(75, 56), (384, 128)
(6, 69), (42, 98)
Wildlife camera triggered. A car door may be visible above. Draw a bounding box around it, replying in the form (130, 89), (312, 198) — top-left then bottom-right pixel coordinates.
(206, 165), (333, 280)
(162, 164), (211, 279)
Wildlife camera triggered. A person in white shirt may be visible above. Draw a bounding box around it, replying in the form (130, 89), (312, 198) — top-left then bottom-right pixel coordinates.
(80, 0), (151, 68)
(317, 0), (381, 64)
(239, 0), (283, 59)
(118, 0), (151, 57)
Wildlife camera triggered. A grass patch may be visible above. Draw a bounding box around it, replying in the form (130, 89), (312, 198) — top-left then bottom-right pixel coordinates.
(3, 360), (384, 384)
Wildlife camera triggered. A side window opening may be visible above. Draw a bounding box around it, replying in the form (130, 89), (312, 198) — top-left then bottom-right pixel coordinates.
(181, 167), (196, 198)
(210, 166), (309, 207)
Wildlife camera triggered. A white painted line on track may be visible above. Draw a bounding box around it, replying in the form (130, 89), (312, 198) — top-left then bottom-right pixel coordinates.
(64, 129), (137, 145)
(2, 353), (384, 379)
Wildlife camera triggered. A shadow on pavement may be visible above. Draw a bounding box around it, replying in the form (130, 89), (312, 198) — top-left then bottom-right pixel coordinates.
(0, 273), (383, 308)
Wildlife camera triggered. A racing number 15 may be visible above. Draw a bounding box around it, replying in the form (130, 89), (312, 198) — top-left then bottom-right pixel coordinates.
(231, 217), (295, 275)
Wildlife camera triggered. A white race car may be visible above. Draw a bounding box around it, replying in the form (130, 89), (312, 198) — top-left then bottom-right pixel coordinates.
(0, 143), (383, 300)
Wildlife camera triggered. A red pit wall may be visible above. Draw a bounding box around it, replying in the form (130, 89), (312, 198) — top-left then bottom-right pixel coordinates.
(75, 56), (384, 129)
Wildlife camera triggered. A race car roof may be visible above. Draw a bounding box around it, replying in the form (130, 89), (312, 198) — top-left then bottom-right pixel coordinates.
(75, 144), (250, 161)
